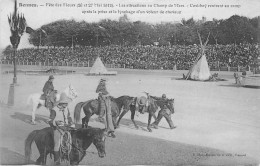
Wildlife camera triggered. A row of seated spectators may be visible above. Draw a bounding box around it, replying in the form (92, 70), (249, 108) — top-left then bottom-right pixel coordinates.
(2, 43), (259, 70)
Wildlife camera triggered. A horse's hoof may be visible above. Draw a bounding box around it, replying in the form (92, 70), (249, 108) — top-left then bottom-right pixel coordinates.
(31, 121), (36, 125)
(150, 124), (158, 129)
(170, 126), (177, 129)
(147, 128), (152, 132)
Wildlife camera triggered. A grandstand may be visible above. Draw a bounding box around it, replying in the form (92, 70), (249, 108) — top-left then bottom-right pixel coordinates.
(1, 44), (259, 73)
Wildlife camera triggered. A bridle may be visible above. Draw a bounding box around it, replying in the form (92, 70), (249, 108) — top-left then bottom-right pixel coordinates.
(68, 86), (77, 100)
(166, 99), (174, 113)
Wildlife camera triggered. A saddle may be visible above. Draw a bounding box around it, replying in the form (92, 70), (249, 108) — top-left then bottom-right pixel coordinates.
(95, 96), (118, 117)
(41, 90), (58, 109)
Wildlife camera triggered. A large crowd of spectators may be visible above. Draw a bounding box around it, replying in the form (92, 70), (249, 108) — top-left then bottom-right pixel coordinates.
(2, 43), (259, 70)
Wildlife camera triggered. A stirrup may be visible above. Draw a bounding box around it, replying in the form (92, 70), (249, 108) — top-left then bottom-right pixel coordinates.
(45, 118), (52, 124)
(108, 131), (116, 138)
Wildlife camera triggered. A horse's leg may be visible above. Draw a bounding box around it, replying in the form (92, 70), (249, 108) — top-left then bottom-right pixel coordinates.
(112, 115), (117, 130)
(153, 113), (157, 120)
(35, 149), (46, 165)
(147, 113), (153, 132)
(36, 155), (44, 165)
(116, 109), (129, 129)
(82, 116), (87, 128)
(43, 152), (48, 165)
(35, 140), (46, 165)
(31, 103), (38, 125)
(43, 146), (49, 165)
(37, 102), (42, 109)
(130, 106), (139, 129)
(82, 110), (92, 128)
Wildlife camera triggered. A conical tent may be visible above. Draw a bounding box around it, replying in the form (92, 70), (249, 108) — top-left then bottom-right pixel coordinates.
(89, 57), (108, 74)
(88, 57), (117, 75)
(186, 32), (211, 81)
(189, 54), (211, 80)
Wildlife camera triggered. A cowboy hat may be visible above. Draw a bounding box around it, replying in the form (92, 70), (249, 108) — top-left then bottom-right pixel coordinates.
(162, 94), (166, 99)
(49, 75), (54, 80)
(100, 78), (107, 82)
(59, 93), (72, 104)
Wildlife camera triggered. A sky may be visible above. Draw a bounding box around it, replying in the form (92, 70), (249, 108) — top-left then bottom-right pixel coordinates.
(0, 0), (260, 50)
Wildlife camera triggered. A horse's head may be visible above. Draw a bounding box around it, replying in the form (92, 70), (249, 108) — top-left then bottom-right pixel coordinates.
(93, 128), (106, 158)
(166, 99), (175, 114)
(69, 128), (106, 165)
(64, 84), (78, 100)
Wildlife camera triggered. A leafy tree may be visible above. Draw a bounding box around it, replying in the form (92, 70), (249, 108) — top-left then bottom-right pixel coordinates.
(27, 15), (259, 47)
(2, 45), (13, 56)
(219, 15), (256, 44)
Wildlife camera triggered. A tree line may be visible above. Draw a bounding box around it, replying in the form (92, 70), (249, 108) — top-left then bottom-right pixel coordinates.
(28, 14), (259, 47)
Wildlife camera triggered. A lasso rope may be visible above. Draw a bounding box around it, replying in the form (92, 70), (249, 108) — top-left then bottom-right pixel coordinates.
(59, 130), (72, 163)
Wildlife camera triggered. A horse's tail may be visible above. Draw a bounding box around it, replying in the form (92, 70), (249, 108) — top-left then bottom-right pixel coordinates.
(25, 130), (39, 163)
(74, 102), (86, 123)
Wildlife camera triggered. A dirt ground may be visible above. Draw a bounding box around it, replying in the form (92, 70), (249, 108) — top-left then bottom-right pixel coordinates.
(0, 67), (259, 165)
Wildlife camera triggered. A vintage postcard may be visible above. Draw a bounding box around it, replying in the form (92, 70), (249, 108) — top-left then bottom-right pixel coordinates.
(0, 0), (259, 165)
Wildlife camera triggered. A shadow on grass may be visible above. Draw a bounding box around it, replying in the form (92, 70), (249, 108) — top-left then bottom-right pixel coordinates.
(77, 113), (152, 132)
(174, 77), (227, 81)
(117, 117), (151, 131)
(10, 112), (49, 125)
(243, 85), (260, 89)
(220, 84), (260, 89)
(11, 110), (157, 132)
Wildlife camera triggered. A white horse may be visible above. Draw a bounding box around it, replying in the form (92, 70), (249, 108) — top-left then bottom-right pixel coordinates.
(27, 84), (78, 125)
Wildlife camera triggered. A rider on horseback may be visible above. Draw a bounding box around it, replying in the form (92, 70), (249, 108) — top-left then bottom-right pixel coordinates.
(96, 78), (116, 138)
(43, 75), (58, 109)
(150, 94), (176, 129)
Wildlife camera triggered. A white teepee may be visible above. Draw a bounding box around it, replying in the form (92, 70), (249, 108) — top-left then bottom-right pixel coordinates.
(88, 57), (117, 75)
(89, 57), (108, 74)
(189, 54), (211, 80)
(186, 32), (211, 81)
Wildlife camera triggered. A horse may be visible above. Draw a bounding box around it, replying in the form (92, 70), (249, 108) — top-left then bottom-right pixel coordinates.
(118, 96), (175, 132)
(115, 96), (153, 130)
(27, 84), (78, 125)
(74, 95), (134, 129)
(24, 127), (107, 165)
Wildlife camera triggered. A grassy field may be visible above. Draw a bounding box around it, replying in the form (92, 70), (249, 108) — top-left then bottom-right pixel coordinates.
(0, 64), (260, 165)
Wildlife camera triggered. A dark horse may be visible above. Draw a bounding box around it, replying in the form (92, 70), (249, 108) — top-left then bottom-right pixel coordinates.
(74, 95), (134, 129)
(117, 96), (175, 132)
(25, 127), (106, 165)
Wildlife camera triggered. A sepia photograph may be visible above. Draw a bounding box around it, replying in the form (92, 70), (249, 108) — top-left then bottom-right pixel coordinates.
(0, 0), (259, 165)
